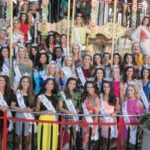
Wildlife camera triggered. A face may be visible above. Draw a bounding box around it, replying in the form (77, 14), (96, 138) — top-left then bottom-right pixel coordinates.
(127, 86), (135, 98)
(18, 48), (26, 58)
(126, 55), (133, 64)
(65, 57), (73, 67)
(68, 80), (76, 91)
(103, 54), (110, 63)
(126, 68), (134, 79)
(86, 83), (95, 95)
(76, 17), (82, 25)
(103, 82), (110, 95)
(112, 68), (120, 79)
(14, 20), (20, 29)
(49, 36), (54, 43)
(40, 54), (47, 64)
(96, 69), (104, 80)
(72, 45), (80, 54)
(45, 80), (54, 92)
(143, 69), (149, 79)
(48, 64), (56, 75)
(31, 48), (37, 56)
(55, 48), (62, 58)
(55, 35), (60, 42)
(83, 55), (92, 66)
(143, 18), (149, 26)
(0, 77), (6, 89)
(132, 44), (140, 54)
(113, 55), (120, 65)
(0, 30), (6, 38)
(94, 55), (101, 65)
(21, 14), (27, 22)
(21, 78), (30, 90)
(2, 48), (9, 58)
(22, 4), (29, 11)
(143, 55), (150, 65)
(61, 35), (67, 43)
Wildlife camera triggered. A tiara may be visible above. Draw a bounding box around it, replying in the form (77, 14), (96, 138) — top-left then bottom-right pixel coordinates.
(125, 64), (133, 68)
(143, 64), (150, 69)
(76, 13), (82, 17)
(22, 72), (31, 77)
(111, 65), (119, 70)
(39, 50), (46, 53)
(86, 77), (95, 82)
(103, 78), (112, 82)
(32, 43), (38, 47)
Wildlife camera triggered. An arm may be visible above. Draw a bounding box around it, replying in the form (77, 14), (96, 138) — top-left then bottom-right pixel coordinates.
(58, 100), (70, 114)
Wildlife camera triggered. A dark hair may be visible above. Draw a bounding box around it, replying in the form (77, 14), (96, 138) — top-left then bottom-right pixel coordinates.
(93, 53), (102, 66)
(103, 52), (111, 59)
(46, 34), (55, 48)
(82, 81), (99, 101)
(123, 53), (135, 66)
(35, 52), (49, 71)
(17, 76), (35, 106)
(123, 66), (136, 82)
(19, 12), (29, 24)
(83, 54), (92, 61)
(39, 78), (58, 95)
(141, 67), (150, 80)
(142, 16), (150, 27)
(52, 46), (63, 60)
(0, 75), (12, 101)
(0, 47), (10, 72)
(94, 67), (105, 81)
(113, 53), (122, 65)
(101, 81), (116, 106)
(64, 77), (77, 98)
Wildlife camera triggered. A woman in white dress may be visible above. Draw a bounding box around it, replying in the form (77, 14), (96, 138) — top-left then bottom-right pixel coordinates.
(131, 17), (150, 56)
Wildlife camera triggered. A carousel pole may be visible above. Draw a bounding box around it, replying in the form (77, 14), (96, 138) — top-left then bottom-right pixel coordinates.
(67, 0), (71, 54)
(111, 0), (118, 65)
(71, 0), (76, 44)
(9, 0), (13, 78)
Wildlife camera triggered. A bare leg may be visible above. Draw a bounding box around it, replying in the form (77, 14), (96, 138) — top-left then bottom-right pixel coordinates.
(0, 134), (2, 150)
(25, 135), (32, 150)
(17, 136), (22, 150)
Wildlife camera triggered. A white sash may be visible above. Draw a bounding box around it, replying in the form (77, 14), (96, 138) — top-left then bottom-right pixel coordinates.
(76, 67), (86, 86)
(13, 61), (22, 82)
(62, 67), (72, 79)
(82, 102), (99, 141)
(74, 27), (82, 46)
(61, 91), (79, 122)
(99, 94), (118, 138)
(38, 94), (57, 120)
(142, 27), (150, 38)
(39, 70), (48, 81)
(139, 80), (149, 111)
(122, 101), (137, 144)
(2, 64), (9, 77)
(16, 90), (37, 133)
(0, 93), (13, 131)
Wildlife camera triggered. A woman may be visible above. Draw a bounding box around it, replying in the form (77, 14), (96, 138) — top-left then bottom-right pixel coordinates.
(71, 44), (82, 67)
(29, 45), (38, 66)
(141, 66), (150, 102)
(0, 47), (10, 77)
(99, 81), (119, 150)
(93, 53), (103, 68)
(112, 65), (124, 105)
(36, 78), (59, 150)
(131, 16), (150, 56)
(19, 12), (30, 43)
(60, 34), (68, 56)
(0, 75), (16, 150)
(60, 55), (75, 90)
(113, 53), (123, 71)
(123, 53), (135, 69)
(58, 77), (81, 149)
(121, 85), (144, 150)
(33, 51), (49, 94)
(82, 81), (100, 149)
(46, 34), (55, 54)
(0, 29), (8, 49)
(94, 67), (105, 92)
(11, 76), (35, 150)
(13, 47), (33, 90)
(76, 54), (92, 87)
(13, 19), (24, 48)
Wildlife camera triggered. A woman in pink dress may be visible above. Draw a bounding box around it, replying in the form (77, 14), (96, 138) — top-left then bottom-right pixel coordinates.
(121, 85), (144, 150)
(131, 17), (150, 56)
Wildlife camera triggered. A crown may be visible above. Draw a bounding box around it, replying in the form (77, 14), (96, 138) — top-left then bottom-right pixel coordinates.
(32, 43), (38, 47)
(111, 65), (119, 70)
(39, 50), (46, 53)
(76, 13), (82, 17)
(22, 72), (31, 77)
(103, 77), (112, 82)
(125, 64), (133, 68)
(86, 77), (95, 82)
(143, 64), (150, 69)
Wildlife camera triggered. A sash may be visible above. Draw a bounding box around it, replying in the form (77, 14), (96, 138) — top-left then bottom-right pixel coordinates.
(13, 61), (22, 82)
(142, 27), (150, 38)
(82, 102), (99, 141)
(61, 91), (79, 122)
(16, 90), (37, 133)
(0, 93), (13, 131)
(39, 70), (48, 81)
(99, 94), (118, 138)
(122, 101), (137, 144)
(62, 67), (72, 79)
(74, 27), (82, 45)
(38, 94), (57, 120)
(139, 80), (149, 111)
(76, 67), (86, 86)
(2, 64), (9, 77)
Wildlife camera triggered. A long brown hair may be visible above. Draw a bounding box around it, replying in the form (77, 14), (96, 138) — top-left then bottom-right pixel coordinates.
(17, 76), (35, 106)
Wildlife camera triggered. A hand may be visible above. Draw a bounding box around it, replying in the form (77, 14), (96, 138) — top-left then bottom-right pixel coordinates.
(1, 106), (8, 112)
